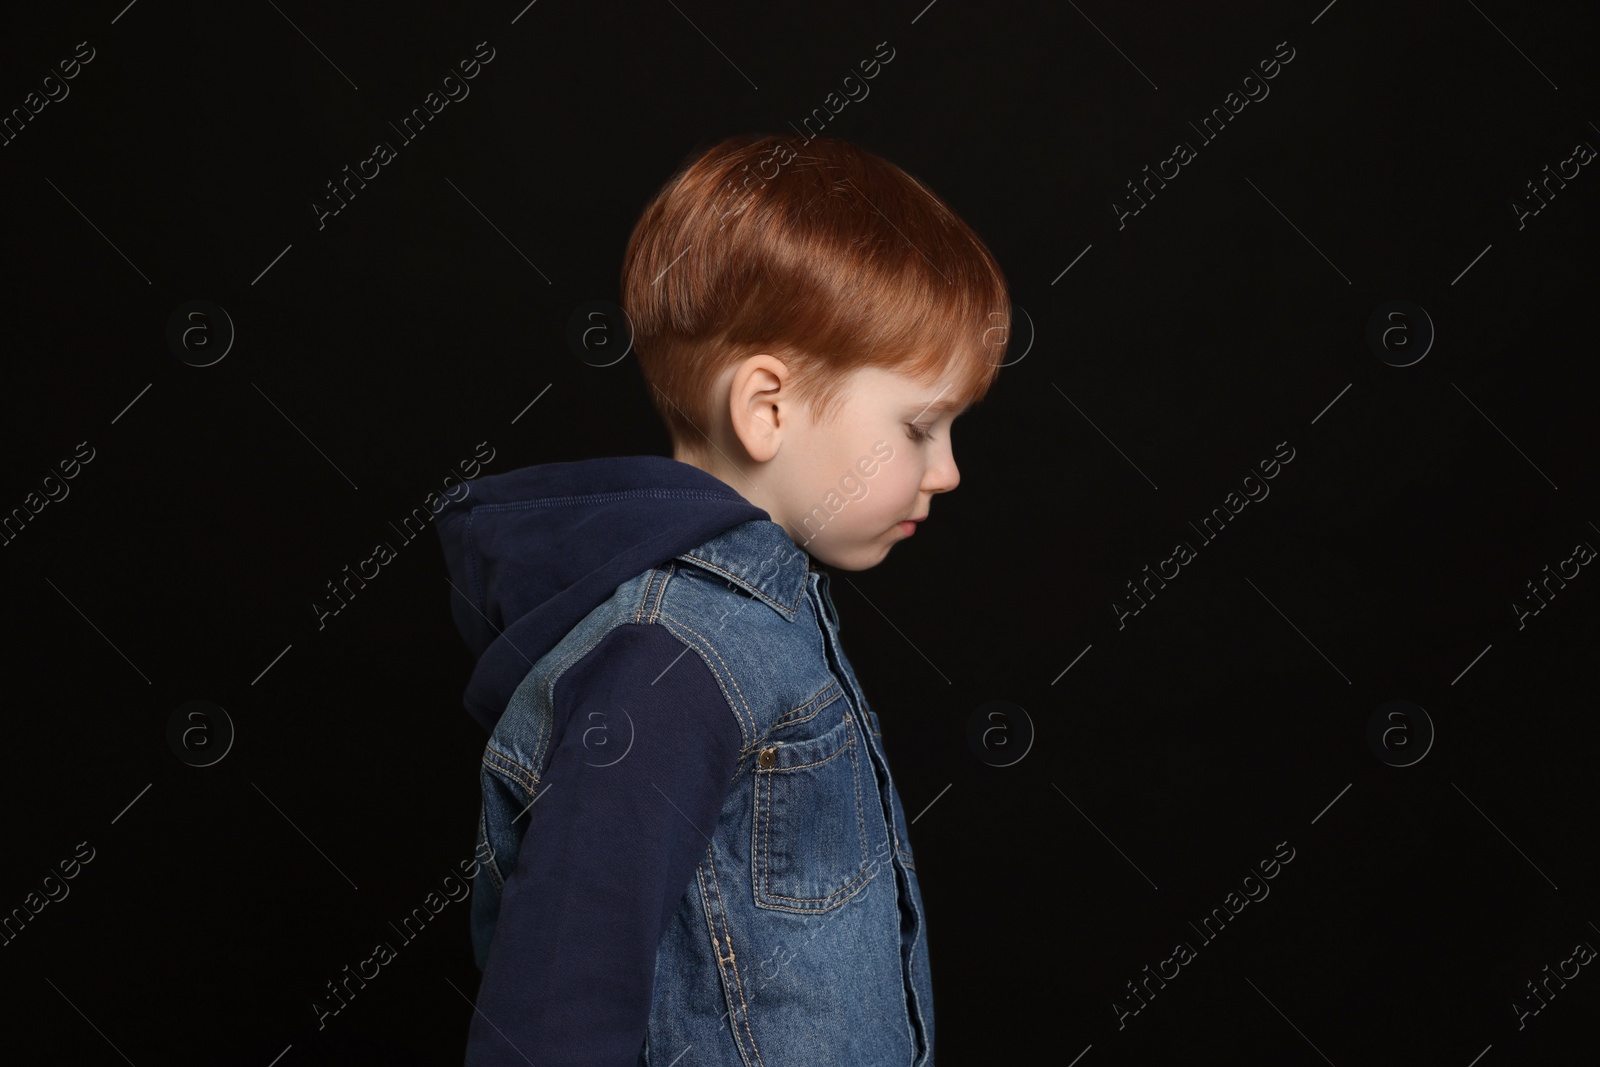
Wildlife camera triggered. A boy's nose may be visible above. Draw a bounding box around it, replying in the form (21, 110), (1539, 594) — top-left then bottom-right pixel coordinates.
(925, 453), (959, 494)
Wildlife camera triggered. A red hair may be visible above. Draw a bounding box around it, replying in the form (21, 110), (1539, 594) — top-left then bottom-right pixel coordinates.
(620, 134), (1011, 451)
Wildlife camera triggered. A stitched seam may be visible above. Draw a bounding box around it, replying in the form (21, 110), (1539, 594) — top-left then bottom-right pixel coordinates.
(481, 741), (529, 775)
(755, 742), (870, 908)
(676, 553), (804, 615)
(850, 717), (868, 871)
(482, 745), (537, 794)
(637, 566), (659, 623)
(520, 564), (708, 770)
(483, 628), (605, 805)
(753, 728), (873, 910)
(635, 567), (659, 624)
(771, 682), (842, 730)
(758, 768), (771, 905)
(758, 733), (854, 774)
(655, 612), (755, 750)
(705, 848), (766, 1067)
(645, 562), (673, 621)
(757, 867), (874, 912)
(525, 614), (641, 780)
(692, 866), (732, 1047)
(692, 859), (747, 1064)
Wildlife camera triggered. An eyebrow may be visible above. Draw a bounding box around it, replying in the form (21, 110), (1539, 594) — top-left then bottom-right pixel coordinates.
(908, 398), (968, 419)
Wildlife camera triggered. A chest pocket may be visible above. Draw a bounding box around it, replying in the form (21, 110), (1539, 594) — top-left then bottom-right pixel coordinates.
(752, 705), (875, 912)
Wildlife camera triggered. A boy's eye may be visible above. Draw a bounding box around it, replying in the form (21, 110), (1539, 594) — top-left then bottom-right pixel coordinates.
(906, 423), (934, 442)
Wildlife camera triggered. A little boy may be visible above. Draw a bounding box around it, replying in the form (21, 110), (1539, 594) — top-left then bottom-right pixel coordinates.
(437, 133), (1010, 1066)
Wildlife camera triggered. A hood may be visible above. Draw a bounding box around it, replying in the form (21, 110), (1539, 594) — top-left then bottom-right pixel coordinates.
(436, 454), (771, 733)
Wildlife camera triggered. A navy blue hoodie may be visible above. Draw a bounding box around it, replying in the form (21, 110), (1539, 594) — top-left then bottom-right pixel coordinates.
(436, 454), (775, 1061)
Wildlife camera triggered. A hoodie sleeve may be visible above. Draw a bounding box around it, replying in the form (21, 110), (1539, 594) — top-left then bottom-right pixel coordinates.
(464, 622), (743, 1067)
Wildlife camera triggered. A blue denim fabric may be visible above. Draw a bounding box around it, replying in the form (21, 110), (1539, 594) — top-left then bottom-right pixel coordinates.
(469, 516), (934, 1065)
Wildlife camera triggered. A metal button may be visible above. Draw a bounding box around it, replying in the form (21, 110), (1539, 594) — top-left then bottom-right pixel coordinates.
(757, 746), (777, 768)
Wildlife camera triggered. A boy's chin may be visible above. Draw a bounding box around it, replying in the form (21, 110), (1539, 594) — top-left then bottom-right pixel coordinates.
(810, 539), (896, 572)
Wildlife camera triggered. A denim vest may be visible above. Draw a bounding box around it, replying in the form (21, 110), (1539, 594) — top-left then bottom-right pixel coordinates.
(470, 517), (934, 1065)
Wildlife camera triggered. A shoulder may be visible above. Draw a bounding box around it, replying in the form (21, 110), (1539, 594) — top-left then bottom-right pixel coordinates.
(556, 621), (718, 699)
(553, 619), (749, 756)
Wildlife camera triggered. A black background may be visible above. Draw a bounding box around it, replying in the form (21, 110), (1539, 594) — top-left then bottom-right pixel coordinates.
(3, 1), (1597, 1064)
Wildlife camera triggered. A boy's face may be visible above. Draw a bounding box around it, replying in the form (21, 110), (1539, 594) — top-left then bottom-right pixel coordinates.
(692, 362), (967, 571)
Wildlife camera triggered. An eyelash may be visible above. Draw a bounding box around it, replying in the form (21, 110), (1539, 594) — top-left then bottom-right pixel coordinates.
(906, 424), (935, 443)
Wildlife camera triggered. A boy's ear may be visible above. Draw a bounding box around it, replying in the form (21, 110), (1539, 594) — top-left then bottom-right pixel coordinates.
(728, 354), (789, 463)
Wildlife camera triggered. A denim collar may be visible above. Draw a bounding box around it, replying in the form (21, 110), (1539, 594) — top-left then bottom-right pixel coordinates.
(675, 517), (816, 621)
